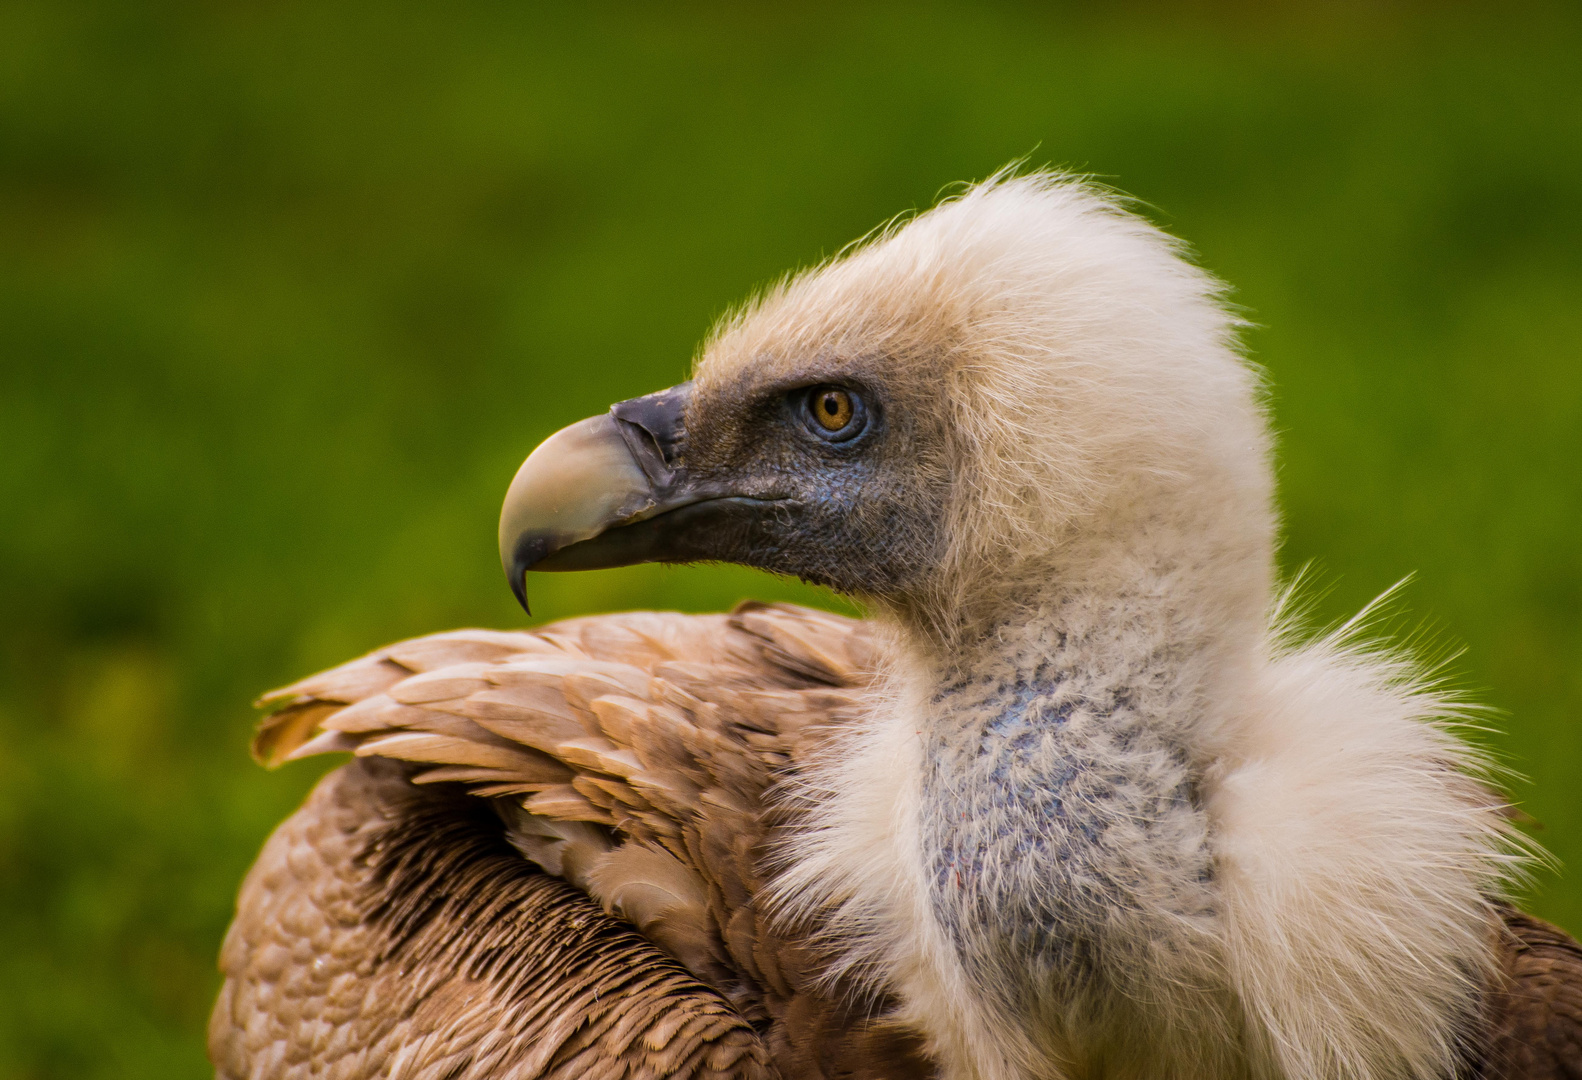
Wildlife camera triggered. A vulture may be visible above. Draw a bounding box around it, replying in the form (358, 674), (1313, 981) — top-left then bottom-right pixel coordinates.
(210, 173), (1582, 1080)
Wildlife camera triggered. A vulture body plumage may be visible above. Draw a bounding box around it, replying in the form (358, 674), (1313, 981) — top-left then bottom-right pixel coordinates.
(212, 174), (1582, 1080)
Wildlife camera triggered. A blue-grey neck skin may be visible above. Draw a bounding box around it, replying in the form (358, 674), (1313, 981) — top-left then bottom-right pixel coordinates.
(916, 584), (1229, 1050)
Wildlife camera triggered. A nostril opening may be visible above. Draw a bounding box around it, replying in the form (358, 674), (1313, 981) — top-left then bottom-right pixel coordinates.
(610, 381), (692, 485)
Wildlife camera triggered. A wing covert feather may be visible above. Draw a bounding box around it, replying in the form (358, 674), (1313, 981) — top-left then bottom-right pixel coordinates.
(233, 603), (933, 1080)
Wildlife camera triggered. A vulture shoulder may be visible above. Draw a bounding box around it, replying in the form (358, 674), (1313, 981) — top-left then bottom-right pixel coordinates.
(1476, 907), (1582, 1080)
(214, 602), (933, 1080)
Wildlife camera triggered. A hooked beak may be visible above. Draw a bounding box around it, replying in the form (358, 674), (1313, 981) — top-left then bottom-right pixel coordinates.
(498, 381), (769, 612)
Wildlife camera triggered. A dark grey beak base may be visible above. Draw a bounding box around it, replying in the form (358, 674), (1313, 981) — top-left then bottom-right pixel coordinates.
(502, 381), (756, 613)
(610, 381), (689, 491)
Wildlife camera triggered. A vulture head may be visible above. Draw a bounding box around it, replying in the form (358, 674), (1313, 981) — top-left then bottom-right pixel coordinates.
(501, 174), (1272, 648)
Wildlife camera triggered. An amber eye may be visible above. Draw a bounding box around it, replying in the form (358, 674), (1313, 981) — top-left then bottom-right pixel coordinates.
(810, 388), (854, 432)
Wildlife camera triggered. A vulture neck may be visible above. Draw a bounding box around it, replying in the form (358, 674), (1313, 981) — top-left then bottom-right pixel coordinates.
(901, 515), (1271, 730)
(890, 514), (1270, 1048)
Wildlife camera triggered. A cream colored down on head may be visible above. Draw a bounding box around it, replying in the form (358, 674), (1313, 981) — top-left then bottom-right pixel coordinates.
(694, 174), (1275, 643)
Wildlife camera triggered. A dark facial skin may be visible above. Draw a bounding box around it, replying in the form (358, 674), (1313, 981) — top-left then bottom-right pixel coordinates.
(500, 357), (952, 610)
(677, 368), (947, 597)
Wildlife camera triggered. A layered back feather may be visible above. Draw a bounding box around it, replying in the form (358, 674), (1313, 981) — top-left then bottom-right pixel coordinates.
(225, 603), (935, 1080)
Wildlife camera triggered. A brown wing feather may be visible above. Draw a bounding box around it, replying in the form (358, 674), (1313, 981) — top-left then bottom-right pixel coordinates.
(1471, 907), (1582, 1080)
(210, 756), (769, 1080)
(219, 603), (933, 1080)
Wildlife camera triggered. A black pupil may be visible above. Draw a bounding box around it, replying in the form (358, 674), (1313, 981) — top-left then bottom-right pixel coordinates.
(821, 394), (839, 417)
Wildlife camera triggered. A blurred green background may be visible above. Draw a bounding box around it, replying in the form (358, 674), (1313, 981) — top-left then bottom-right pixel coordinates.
(1, 2), (1579, 1076)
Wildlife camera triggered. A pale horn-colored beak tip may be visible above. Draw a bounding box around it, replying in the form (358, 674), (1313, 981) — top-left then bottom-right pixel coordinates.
(498, 413), (656, 612)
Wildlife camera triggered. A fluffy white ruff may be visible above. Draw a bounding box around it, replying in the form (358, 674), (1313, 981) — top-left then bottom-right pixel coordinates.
(775, 616), (1520, 1080)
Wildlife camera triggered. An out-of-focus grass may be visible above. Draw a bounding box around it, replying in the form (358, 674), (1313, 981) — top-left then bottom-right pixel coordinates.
(0, 2), (1578, 1076)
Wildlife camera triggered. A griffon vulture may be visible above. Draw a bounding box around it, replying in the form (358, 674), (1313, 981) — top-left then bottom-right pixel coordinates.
(211, 173), (1582, 1080)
